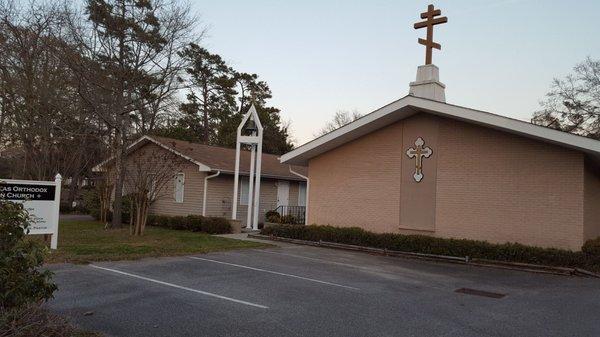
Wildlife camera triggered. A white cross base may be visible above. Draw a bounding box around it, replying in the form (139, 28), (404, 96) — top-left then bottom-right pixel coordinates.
(406, 137), (432, 182)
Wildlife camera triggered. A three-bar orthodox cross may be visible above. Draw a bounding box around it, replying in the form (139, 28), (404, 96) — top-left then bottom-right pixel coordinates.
(414, 4), (448, 65)
(406, 137), (432, 182)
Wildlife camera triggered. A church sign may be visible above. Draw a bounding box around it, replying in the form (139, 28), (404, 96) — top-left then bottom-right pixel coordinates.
(0, 174), (62, 249)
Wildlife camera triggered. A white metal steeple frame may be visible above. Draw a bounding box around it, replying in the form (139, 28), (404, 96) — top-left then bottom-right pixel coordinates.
(231, 105), (264, 230)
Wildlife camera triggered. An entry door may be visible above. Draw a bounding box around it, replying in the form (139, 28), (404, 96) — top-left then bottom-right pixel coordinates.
(277, 181), (290, 213)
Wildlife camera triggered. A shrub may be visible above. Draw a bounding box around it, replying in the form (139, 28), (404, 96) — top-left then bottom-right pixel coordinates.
(582, 237), (600, 256)
(279, 214), (297, 224)
(201, 217), (231, 234)
(265, 210), (280, 223)
(82, 189), (101, 219)
(85, 191), (132, 224)
(147, 214), (231, 234)
(260, 224), (600, 272)
(0, 304), (86, 337)
(0, 201), (56, 310)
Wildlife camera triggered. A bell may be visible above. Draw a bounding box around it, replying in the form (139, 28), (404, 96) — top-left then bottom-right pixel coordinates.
(244, 119), (258, 135)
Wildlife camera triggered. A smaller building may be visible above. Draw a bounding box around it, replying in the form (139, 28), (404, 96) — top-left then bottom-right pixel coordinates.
(98, 135), (307, 226)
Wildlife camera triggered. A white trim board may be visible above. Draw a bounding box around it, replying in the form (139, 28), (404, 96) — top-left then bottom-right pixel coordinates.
(280, 95), (600, 165)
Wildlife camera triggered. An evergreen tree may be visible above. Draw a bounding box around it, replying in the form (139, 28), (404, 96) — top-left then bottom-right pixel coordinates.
(175, 45), (293, 154)
(78, 0), (191, 227)
(178, 43), (237, 144)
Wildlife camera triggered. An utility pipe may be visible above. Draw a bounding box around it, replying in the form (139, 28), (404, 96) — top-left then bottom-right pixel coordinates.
(202, 171), (220, 216)
(289, 166), (309, 225)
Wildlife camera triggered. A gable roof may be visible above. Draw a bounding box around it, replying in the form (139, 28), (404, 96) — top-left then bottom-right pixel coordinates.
(280, 95), (600, 165)
(94, 135), (307, 181)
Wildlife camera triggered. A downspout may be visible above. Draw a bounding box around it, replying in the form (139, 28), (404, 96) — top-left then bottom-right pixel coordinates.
(289, 166), (309, 225)
(202, 171), (220, 216)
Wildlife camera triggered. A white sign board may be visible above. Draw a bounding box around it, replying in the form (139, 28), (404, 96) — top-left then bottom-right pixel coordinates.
(0, 174), (62, 249)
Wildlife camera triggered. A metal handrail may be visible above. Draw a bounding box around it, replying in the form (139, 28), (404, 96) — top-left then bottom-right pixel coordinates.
(270, 205), (306, 224)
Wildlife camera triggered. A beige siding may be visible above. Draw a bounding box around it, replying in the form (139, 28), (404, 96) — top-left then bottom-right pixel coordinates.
(584, 161), (600, 242)
(203, 175), (279, 226)
(114, 142), (303, 225)
(308, 113), (588, 250)
(148, 158), (205, 216)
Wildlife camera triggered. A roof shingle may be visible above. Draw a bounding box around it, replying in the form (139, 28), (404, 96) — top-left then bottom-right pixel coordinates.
(149, 136), (307, 180)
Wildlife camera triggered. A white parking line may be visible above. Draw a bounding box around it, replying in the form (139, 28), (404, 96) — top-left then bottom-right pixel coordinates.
(89, 264), (268, 309)
(254, 249), (366, 269)
(188, 256), (360, 290)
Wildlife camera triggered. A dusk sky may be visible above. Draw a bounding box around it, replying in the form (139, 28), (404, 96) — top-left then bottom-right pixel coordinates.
(192, 0), (600, 145)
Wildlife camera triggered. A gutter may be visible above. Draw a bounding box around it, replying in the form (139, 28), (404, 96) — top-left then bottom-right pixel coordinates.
(289, 166), (309, 225)
(202, 171), (220, 216)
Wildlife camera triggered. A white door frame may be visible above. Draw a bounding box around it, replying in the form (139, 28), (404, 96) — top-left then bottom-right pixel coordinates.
(277, 180), (290, 214)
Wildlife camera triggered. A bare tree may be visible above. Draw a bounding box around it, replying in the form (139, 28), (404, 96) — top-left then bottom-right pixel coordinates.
(532, 57), (600, 140)
(67, 0), (198, 228)
(0, 0), (106, 185)
(314, 109), (362, 137)
(123, 144), (187, 235)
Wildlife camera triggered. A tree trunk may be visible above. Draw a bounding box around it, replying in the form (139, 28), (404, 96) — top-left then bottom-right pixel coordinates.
(111, 129), (126, 228)
(67, 170), (80, 207)
(202, 85), (209, 143)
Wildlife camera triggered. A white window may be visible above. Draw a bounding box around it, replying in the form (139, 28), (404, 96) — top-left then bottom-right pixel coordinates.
(240, 178), (249, 205)
(174, 173), (185, 203)
(298, 182), (307, 206)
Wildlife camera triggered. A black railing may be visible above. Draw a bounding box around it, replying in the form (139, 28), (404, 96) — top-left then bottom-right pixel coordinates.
(271, 205), (306, 224)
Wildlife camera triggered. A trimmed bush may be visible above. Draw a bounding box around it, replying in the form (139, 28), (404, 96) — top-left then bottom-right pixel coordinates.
(147, 214), (231, 234)
(201, 217), (232, 234)
(265, 210), (280, 223)
(1, 201), (56, 310)
(582, 237), (600, 257)
(261, 224), (600, 272)
(280, 214), (297, 224)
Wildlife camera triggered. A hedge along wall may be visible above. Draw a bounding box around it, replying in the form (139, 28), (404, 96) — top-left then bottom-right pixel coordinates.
(261, 225), (600, 272)
(147, 215), (231, 234)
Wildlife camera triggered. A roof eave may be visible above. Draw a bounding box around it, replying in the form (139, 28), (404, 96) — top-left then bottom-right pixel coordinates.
(280, 95), (600, 165)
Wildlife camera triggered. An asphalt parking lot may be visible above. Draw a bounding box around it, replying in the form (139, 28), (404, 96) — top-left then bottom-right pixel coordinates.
(47, 240), (600, 337)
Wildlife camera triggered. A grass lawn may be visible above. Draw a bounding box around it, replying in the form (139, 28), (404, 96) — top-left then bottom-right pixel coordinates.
(42, 220), (269, 264)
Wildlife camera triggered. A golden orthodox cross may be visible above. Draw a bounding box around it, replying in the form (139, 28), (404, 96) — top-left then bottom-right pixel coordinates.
(406, 137), (432, 182)
(414, 4), (448, 65)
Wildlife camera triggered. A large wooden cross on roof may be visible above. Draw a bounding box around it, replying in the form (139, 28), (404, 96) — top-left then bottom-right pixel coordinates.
(414, 4), (448, 65)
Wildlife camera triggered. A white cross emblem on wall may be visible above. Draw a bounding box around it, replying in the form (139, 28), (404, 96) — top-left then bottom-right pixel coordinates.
(406, 137), (432, 182)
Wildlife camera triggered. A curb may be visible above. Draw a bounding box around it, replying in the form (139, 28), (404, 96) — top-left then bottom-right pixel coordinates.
(247, 234), (600, 278)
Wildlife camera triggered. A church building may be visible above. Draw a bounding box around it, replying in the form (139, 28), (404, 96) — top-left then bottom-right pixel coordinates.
(279, 5), (600, 251)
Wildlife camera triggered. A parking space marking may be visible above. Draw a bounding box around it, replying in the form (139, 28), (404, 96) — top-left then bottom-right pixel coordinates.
(254, 249), (365, 269)
(188, 256), (360, 290)
(89, 264), (268, 309)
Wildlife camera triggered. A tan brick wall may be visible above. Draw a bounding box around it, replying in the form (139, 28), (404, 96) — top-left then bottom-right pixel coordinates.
(584, 161), (600, 241)
(435, 117), (584, 251)
(308, 121), (403, 233)
(308, 113), (588, 250)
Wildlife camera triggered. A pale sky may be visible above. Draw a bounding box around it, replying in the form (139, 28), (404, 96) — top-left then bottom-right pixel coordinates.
(192, 0), (600, 145)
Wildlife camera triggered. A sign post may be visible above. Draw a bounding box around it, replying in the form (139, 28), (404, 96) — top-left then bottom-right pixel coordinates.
(0, 174), (62, 249)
